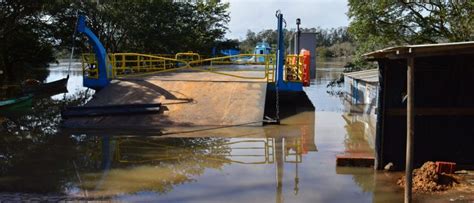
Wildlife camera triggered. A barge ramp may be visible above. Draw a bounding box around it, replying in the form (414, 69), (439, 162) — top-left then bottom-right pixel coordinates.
(62, 71), (268, 130)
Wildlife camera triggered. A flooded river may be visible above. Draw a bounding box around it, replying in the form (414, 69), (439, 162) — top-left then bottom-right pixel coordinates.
(2, 58), (463, 202)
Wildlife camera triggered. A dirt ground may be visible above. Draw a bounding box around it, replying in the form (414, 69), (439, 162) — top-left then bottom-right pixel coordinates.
(397, 162), (464, 193)
(396, 162), (474, 202)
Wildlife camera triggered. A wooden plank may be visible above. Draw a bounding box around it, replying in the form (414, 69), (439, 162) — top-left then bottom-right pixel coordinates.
(336, 154), (375, 168)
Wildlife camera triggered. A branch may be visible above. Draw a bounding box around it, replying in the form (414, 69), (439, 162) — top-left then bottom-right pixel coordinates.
(400, 1), (429, 27)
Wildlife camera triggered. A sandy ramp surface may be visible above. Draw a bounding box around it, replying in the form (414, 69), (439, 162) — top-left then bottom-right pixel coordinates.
(63, 73), (268, 130)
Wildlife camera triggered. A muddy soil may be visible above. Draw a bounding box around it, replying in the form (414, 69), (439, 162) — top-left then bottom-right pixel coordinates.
(397, 161), (460, 192)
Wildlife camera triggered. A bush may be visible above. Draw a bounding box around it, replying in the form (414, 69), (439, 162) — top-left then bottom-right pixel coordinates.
(316, 47), (333, 57)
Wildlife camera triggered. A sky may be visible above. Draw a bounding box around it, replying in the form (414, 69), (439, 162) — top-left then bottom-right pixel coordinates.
(222, 0), (350, 40)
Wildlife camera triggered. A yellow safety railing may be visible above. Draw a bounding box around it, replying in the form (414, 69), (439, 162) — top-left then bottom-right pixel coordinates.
(109, 53), (180, 77)
(81, 53), (99, 79)
(207, 54), (270, 65)
(175, 52), (201, 62)
(175, 52), (202, 67)
(285, 54), (305, 82)
(187, 54), (276, 83)
(82, 53), (188, 78)
(81, 53), (277, 83)
(284, 137), (303, 163)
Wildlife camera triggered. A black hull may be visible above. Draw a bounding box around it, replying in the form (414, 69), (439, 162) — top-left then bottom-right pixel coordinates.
(23, 76), (69, 97)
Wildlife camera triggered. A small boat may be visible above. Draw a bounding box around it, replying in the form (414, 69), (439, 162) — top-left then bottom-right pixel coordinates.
(22, 76), (69, 97)
(0, 94), (33, 111)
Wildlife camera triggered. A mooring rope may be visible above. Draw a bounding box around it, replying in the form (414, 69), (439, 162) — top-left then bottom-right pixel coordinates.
(72, 160), (88, 197)
(67, 11), (79, 75)
(275, 84), (280, 122)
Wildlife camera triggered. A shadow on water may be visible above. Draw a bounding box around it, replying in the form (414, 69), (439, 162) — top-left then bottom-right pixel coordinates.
(0, 60), (415, 202)
(0, 92), (91, 193)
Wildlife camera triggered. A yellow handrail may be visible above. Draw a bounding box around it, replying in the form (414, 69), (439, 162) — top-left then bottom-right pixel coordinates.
(175, 52), (201, 61)
(81, 53), (277, 82)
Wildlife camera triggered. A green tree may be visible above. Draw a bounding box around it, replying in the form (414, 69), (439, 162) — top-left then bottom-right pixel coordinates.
(348, 0), (474, 61)
(316, 47), (333, 58)
(214, 39), (239, 52)
(48, 0), (230, 55)
(0, 0), (230, 83)
(0, 0), (54, 83)
(239, 30), (258, 53)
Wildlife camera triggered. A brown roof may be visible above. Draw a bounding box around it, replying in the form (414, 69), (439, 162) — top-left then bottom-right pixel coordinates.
(363, 41), (474, 60)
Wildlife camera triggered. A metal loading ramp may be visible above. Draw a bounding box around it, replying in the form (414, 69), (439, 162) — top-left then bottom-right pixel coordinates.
(63, 72), (268, 130)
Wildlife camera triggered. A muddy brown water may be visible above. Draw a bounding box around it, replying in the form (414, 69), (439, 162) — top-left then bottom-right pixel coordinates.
(0, 58), (471, 202)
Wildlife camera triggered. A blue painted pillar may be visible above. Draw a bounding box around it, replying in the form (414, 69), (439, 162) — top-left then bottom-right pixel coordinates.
(77, 15), (110, 90)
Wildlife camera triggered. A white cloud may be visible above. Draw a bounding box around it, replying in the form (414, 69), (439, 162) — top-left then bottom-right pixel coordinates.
(223, 0), (349, 39)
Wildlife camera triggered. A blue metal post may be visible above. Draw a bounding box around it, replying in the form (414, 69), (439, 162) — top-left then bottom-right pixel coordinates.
(276, 13), (285, 87)
(77, 15), (110, 90)
(274, 11), (303, 92)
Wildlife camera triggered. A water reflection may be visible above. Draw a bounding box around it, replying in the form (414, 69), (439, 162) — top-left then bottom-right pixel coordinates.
(71, 135), (314, 200)
(46, 62), (92, 99)
(304, 58), (347, 112)
(0, 131), (317, 201)
(342, 112), (376, 152)
(0, 92), (321, 202)
(78, 136), (232, 197)
(0, 94), (92, 194)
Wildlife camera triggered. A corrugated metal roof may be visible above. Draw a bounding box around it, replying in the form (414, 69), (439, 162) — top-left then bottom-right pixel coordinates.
(343, 68), (379, 83)
(363, 41), (474, 60)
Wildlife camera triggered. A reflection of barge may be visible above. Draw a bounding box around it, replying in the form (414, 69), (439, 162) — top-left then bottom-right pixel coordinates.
(84, 116), (316, 198)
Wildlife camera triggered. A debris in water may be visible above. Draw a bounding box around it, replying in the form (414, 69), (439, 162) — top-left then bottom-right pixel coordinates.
(384, 162), (394, 171)
(397, 161), (460, 192)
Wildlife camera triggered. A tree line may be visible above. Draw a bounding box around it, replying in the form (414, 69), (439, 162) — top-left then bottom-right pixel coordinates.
(2, 0), (473, 83)
(0, 0), (229, 83)
(237, 26), (354, 58)
(239, 1), (474, 65)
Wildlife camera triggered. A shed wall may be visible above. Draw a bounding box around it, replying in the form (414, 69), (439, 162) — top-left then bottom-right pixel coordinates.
(376, 54), (474, 170)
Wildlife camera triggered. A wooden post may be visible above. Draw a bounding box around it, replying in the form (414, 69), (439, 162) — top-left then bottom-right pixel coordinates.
(405, 56), (415, 203)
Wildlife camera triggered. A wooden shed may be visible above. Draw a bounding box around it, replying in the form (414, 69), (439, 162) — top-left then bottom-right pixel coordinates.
(364, 41), (474, 170)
